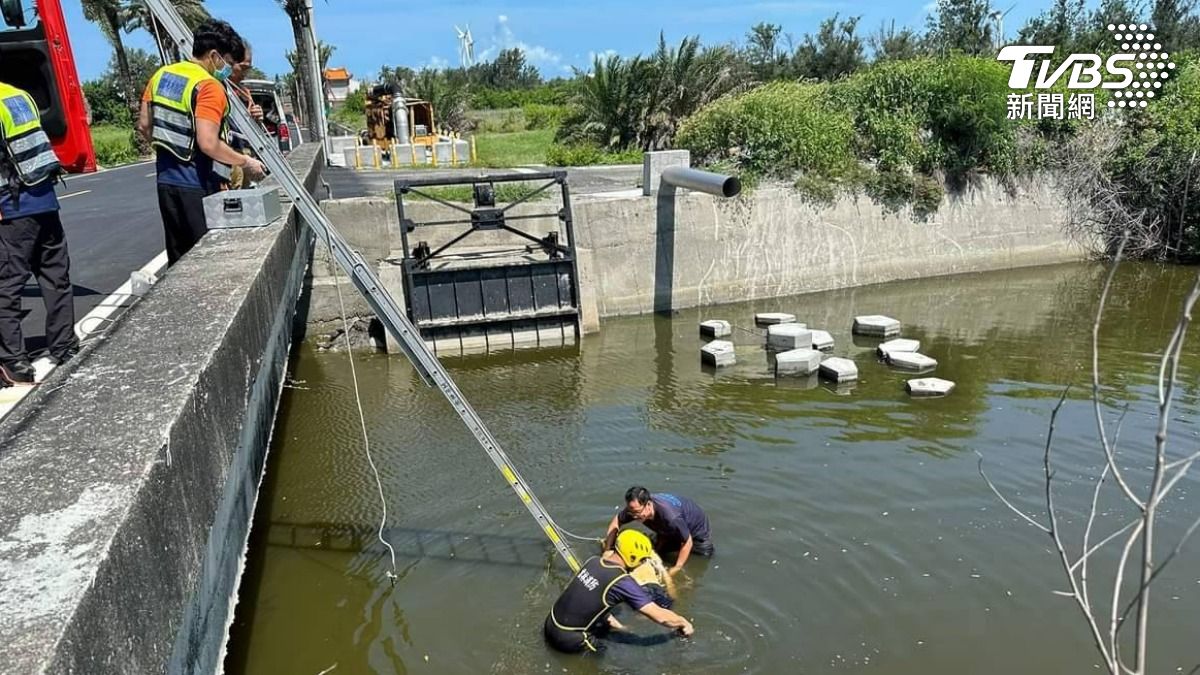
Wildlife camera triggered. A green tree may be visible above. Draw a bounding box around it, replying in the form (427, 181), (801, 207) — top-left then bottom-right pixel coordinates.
(744, 22), (791, 81)
(123, 0), (209, 62)
(925, 0), (996, 55)
(1017, 0), (1087, 53)
(408, 69), (469, 131)
(870, 20), (924, 62)
(80, 0), (136, 128)
(1151, 0), (1200, 50)
(792, 14), (867, 80)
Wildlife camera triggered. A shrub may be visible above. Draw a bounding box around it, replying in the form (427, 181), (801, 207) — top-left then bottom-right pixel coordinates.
(545, 143), (643, 166)
(675, 81), (856, 178)
(522, 103), (568, 130)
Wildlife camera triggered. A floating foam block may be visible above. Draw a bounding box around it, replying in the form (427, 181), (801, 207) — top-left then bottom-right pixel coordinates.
(906, 377), (955, 397)
(810, 329), (834, 351)
(887, 351), (938, 372)
(819, 356), (858, 383)
(775, 348), (822, 376)
(877, 338), (920, 357)
(767, 323), (812, 351)
(701, 340), (736, 367)
(700, 319), (732, 338)
(853, 315), (901, 337)
(755, 312), (797, 326)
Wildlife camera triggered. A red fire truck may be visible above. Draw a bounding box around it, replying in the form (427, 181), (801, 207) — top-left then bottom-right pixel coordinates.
(0, 0), (96, 173)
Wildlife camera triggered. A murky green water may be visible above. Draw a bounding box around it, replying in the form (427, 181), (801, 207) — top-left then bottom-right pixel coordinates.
(226, 262), (1200, 675)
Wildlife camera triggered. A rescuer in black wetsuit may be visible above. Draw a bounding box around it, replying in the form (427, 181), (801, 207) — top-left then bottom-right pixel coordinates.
(544, 529), (694, 653)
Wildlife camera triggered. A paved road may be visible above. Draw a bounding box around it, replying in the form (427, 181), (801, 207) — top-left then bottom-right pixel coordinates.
(14, 161), (643, 356)
(323, 164), (643, 199)
(16, 160), (164, 356)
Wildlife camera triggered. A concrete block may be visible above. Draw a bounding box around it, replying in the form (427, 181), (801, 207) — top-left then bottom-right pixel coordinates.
(819, 356), (858, 383)
(700, 319), (732, 338)
(887, 351), (938, 372)
(643, 150), (691, 196)
(877, 338), (920, 357)
(701, 340), (736, 367)
(775, 348), (822, 376)
(906, 377), (956, 397)
(755, 312), (797, 326)
(767, 323), (812, 351)
(328, 136), (357, 166)
(853, 315), (901, 337)
(810, 329), (834, 351)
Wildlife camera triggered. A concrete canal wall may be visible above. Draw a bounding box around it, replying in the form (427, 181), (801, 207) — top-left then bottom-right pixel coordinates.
(309, 174), (1088, 341)
(0, 144), (323, 674)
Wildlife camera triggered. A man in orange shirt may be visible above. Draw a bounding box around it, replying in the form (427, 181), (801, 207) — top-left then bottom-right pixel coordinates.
(137, 19), (265, 265)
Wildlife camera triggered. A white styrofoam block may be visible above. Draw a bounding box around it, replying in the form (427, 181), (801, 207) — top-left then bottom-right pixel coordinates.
(767, 323), (812, 351)
(810, 329), (834, 351)
(776, 348), (822, 376)
(701, 340), (736, 367)
(887, 351), (938, 371)
(700, 319), (732, 338)
(906, 377), (955, 397)
(819, 356), (858, 383)
(853, 315), (901, 337)
(877, 338), (920, 357)
(755, 312), (797, 326)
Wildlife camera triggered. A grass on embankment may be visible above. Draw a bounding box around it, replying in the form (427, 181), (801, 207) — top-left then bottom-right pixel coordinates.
(473, 128), (555, 167)
(90, 124), (142, 167)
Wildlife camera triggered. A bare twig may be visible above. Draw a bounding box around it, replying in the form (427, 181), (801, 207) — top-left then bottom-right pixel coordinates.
(976, 451), (1049, 533)
(1110, 520), (1144, 671)
(1091, 233), (1146, 511)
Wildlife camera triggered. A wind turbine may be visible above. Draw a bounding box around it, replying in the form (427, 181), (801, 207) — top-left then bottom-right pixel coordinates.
(989, 3), (1017, 49)
(455, 24), (476, 68)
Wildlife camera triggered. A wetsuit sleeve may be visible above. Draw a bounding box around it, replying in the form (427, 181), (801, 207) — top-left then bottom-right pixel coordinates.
(607, 576), (653, 611)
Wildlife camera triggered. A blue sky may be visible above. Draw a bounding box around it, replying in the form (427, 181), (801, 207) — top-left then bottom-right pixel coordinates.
(58, 0), (1054, 83)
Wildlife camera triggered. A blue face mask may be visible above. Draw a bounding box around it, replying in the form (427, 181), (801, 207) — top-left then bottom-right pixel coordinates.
(214, 61), (233, 82)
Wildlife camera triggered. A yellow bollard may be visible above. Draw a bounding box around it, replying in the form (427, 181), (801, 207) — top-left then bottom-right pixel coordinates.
(373, 146), (381, 169)
(451, 135), (458, 165)
(470, 135), (477, 164)
(431, 142), (438, 167)
(410, 143), (417, 166)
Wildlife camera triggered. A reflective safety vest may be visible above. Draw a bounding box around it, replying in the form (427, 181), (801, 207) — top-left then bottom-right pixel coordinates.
(548, 556), (630, 633)
(0, 81), (60, 187)
(147, 60), (220, 162)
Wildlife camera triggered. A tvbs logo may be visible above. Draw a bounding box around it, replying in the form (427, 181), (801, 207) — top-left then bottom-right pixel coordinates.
(998, 22), (1175, 109)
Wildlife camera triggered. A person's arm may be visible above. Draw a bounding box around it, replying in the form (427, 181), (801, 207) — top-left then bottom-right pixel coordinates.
(196, 119), (263, 176)
(638, 602), (694, 636)
(670, 535), (694, 575)
(604, 513), (621, 550)
(136, 100), (152, 143)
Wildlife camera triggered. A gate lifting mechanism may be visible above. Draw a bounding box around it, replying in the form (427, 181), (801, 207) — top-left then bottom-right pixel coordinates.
(395, 173), (582, 355)
(141, 0), (582, 573)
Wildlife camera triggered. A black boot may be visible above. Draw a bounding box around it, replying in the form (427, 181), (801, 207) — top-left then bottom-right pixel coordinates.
(0, 360), (36, 386)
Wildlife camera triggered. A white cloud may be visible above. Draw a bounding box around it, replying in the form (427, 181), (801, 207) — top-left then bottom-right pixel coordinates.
(477, 14), (564, 70)
(586, 49), (619, 63)
(922, 1), (938, 14)
(423, 55), (450, 70)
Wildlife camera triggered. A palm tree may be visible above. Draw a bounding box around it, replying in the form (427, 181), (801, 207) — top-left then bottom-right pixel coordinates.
(123, 0), (210, 63)
(81, 0), (134, 123)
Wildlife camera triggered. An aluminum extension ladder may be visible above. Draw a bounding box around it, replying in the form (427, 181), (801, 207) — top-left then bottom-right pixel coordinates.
(141, 0), (582, 573)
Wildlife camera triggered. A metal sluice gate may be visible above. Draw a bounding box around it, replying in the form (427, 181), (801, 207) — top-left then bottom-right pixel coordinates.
(394, 172), (582, 356)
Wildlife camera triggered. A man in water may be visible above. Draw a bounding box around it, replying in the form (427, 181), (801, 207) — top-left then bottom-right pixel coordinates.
(604, 487), (713, 575)
(544, 530), (694, 653)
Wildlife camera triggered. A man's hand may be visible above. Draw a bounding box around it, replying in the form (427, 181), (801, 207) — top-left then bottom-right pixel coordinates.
(668, 566), (682, 576)
(242, 156), (266, 180)
(677, 619), (694, 637)
(248, 102), (264, 122)
(606, 615), (626, 632)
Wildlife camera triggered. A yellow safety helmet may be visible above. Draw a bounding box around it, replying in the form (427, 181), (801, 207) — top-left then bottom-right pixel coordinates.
(615, 529), (653, 568)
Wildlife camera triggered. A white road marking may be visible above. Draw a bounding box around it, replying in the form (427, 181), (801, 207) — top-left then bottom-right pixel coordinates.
(144, 172), (157, 178)
(59, 190), (91, 199)
(0, 250), (169, 421)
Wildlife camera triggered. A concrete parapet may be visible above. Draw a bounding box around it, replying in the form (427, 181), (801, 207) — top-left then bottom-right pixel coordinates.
(0, 144), (325, 674)
(642, 150), (690, 196)
(572, 176), (1088, 319)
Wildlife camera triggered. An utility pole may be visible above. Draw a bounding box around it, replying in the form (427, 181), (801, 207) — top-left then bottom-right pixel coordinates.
(300, 0), (332, 163)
